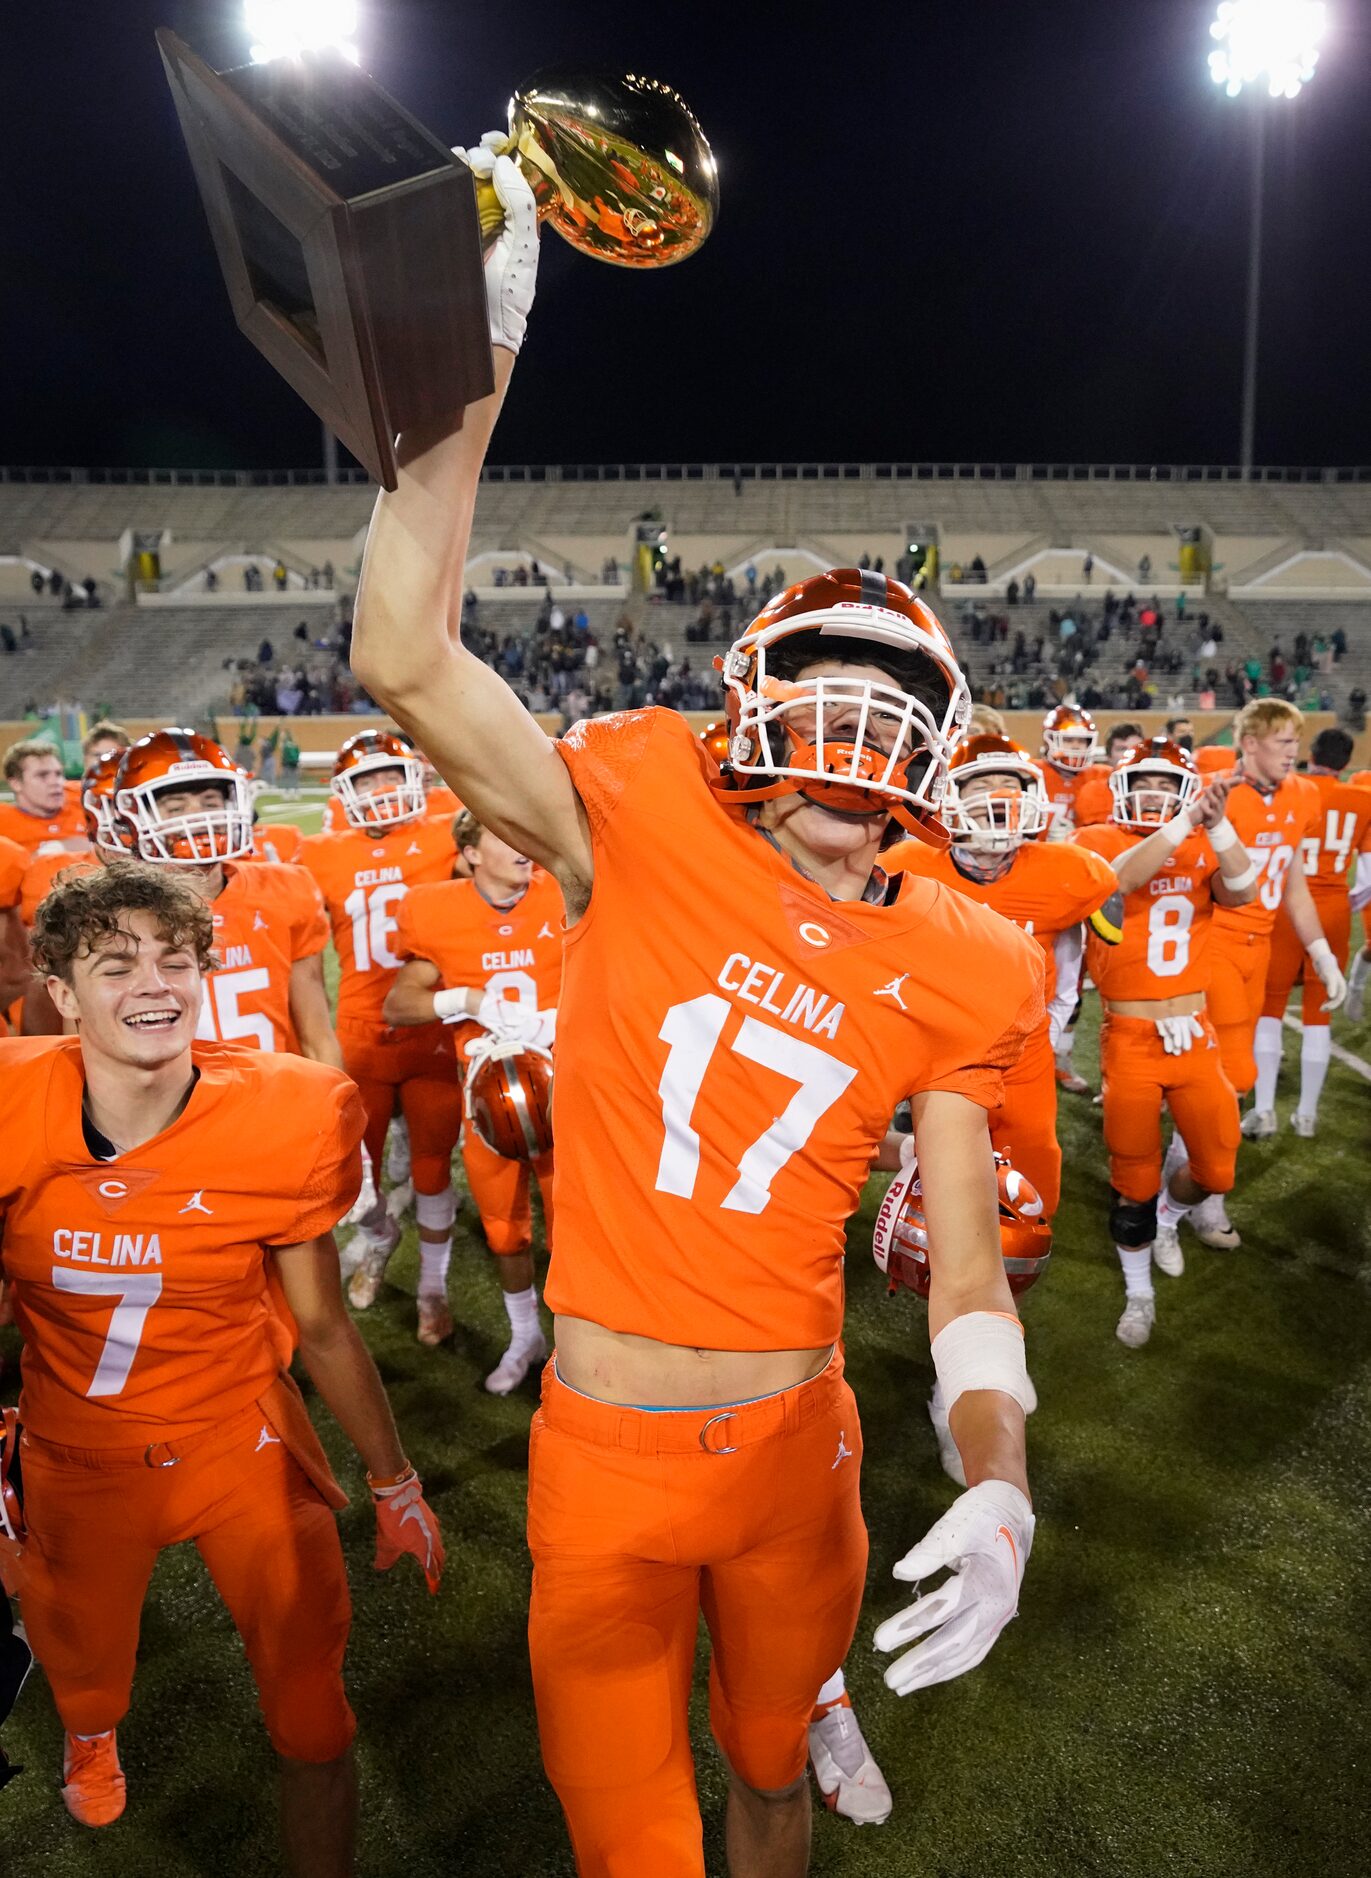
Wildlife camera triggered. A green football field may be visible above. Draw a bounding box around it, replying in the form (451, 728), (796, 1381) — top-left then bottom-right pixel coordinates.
(2, 794), (1368, 1876)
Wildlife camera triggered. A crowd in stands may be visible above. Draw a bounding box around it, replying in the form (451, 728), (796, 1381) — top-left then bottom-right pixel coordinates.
(964, 589), (1344, 716)
(204, 559), (337, 594)
(461, 593), (717, 716)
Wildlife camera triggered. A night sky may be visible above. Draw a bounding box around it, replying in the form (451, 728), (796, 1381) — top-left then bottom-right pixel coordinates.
(5, 0), (1371, 472)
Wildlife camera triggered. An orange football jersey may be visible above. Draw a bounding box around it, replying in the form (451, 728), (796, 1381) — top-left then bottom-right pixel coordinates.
(198, 862), (329, 1053)
(1071, 769), (1115, 830)
(250, 821), (305, 865)
(1195, 746), (1239, 776)
(1290, 771), (1371, 898)
(885, 837), (1116, 1003)
(0, 795), (87, 855)
(1350, 769), (1371, 792)
(546, 708), (1045, 1351)
(1076, 822), (1220, 1000)
(395, 868), (564, 1057)
(20, 847), (97, 925)
(1211, 773), (1319, 940)
(320, 796), (346, 835)
(0, 835), (24, 911)
(1040, 762), (1110, 840)
(303, 820), (457, 1031)
(425, 785), (462, 822)
(0, 1037), (364, 1447)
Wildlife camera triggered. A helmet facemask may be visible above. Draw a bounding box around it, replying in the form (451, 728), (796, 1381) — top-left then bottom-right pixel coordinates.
(1110, 762), (1198, 832)
(948, 767), (1050, 855)
(720, 619), (969, 846)
(120, 767), (254, 865)
(333, 755), (427, 830)
(1042, 727), (1097, 774)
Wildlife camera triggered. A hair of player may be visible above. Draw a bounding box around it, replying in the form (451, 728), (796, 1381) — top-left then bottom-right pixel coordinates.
(82, 719), (131, 757)
(1310, 727), (1354, 770)
(453, 809), (485, 857)
(1235, 698), (1302, 744)
(1164, 716), (1192, 734)
(968, 703), (1007, 736)
(3, 736), (61, 783)
(32, 859), (218, 984)
(763, 628), (952, 724)
(1108, 721), (1144, 747)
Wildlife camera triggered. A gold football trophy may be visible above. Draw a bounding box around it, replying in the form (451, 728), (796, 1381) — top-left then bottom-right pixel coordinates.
(473, 69), (718, 268)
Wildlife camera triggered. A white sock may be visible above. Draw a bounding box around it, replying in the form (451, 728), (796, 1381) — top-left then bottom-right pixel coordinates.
(1297, 1025), (1331, 1118)
(1253, 1015), (1284, 1113)
(502, 1284), (542, 1342)
(1157, 1187), (1194, 1232)
(1117, 1246), (1155, 1299)
(417, 1237), (452, 1298)
(1163, 1129), (1189, 1186)
(815, 1669), (846, 1708)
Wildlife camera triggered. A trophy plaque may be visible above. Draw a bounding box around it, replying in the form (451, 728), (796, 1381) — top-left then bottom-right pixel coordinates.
(157, 30), (493, 491)
(158, 33), (718, 489)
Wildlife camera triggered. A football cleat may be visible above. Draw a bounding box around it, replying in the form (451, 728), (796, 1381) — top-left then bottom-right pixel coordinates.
(1240, 1108), (1277, 1140)
(416, 1296), (454, 1348)
(61, 1730), (126, 1828)
(1291, 1111), (1318, 1138)
(347, 1214), (402, 1310)
(484, 1330), (548, 1396)
(1115, 1296), (1156, 1348)
(1055, 1065), (1093, 1097)
(808, 1694), (893, 1826)
(1190, 1194), (1241, 1250)
(926, 1390), (966, 1488)
(1151, 1226), (1184, 1278)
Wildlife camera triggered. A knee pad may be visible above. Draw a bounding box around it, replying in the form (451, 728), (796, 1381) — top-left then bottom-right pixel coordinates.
(1109, 1188), (1158, 1249)
(709, 1685), (808, 1796)
(484, 1220), (533, 1257)
(264, 1678), (357, 1764)
(414, 1187), (456, 1235)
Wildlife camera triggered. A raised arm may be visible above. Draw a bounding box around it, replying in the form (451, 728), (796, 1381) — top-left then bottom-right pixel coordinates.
(349, 149), (591, 898)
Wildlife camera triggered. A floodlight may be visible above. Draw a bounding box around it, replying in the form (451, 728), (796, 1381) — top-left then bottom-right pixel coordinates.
(246, 0), (360, 65)
(1208, 1), (1326, 99)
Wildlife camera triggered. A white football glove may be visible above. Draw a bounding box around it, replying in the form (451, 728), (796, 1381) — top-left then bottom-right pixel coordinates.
(458, 132), (539, 354)
(1154, 1013), (1205, 1056)
(873, 1480), (1034, 1695)
(470, 993), (553, 1050)
(1307, 938), (1347, 1013)
(343, 1142), (379, 1227)
(1346, 949), (1370, 1024)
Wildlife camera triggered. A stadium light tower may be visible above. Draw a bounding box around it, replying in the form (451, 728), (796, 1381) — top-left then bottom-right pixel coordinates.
(246, 0), (360, 65)
(1208, 2), (1328, 477)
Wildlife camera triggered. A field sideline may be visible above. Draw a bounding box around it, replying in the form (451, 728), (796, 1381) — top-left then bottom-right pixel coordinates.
(2, 794), (1368, 1876)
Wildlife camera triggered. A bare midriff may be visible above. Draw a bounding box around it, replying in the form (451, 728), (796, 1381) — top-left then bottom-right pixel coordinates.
(553, 1315), (833, 1407)
(1104, 992), (1206, 1020)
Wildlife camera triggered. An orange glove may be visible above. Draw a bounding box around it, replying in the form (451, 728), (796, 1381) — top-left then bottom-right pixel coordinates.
(370, 1467), (444, 1595)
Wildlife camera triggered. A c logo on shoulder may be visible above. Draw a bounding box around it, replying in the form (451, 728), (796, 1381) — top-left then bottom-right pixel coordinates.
(798, 922), (831, 948)
(499, 924), (514, 936)
(98, 1180), (128, 1200)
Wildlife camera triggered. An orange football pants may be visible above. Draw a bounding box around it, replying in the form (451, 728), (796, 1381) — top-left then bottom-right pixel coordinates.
(18, 1403), (354, 1761)
(339, 1023), (461, 1193)
(989, 1020), (1061, 1218)
(461, 1130), (555, 1254)
(1205, 929), (1271, 1097)
(527, 1351), (868, 1878)
(1262, 892), (1350, 1029)
(1100, 1011), (1240, 1201)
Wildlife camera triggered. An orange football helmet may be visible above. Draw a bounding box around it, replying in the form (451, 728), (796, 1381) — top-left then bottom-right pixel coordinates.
(465, 1042), (554, 1161)
(699, 721), (732, 769)
(331, 729), (427, 829)
(1110, 736), (1200, 832)
(1041, 703), (1099, 774)
(115, 729), (253, 865)
(946, 733), (1051, 850)
(872, 1150), (1051, 1299)
(81, 748), (135, 858)
(715, 568), (970, 847)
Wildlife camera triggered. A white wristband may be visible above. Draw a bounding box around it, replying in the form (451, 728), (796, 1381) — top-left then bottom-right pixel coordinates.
(1208, 817), (1240, 852)
(1222, 862), (1258, 892)
(1308, 938), (1334, 971)
(433, 987), (471, 1020)
(931, 1310), (1032, 1416)
(1158, 807), (1196, 851)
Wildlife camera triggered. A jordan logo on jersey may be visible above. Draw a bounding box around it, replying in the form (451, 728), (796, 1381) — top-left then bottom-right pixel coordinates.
(831, 1431), (854, 1469)
(253, 911), (268, 931)
(538, 923), (555, 940)
(178, 1190), (213, 1216)
(874, 974), (909, 1012)
(254, 1425), (282, 1453)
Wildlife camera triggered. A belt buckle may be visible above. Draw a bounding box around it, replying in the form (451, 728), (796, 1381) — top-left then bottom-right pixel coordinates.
(144, 1443), (180, 1469)
(698, 1411), (738, 1456)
